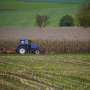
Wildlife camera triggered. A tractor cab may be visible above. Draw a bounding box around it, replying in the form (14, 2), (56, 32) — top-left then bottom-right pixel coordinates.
(20, 39), (31, 45)
(16, 39), (40, 54)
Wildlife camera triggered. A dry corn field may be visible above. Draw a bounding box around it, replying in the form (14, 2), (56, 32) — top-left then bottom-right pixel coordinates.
(0, 27), (90, 53)
(0, 27), (90, 90)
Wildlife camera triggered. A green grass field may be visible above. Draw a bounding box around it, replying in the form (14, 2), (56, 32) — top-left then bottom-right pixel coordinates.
(0, 0), (80, 26)
(0, 54), (90, 90)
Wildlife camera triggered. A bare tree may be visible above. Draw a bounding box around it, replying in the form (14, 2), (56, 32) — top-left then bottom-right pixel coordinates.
(36, 15), (48, 27)
(77, 0), (90, 27)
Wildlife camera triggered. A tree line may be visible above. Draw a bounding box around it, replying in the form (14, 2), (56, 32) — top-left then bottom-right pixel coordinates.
(36, 0), (90, 27)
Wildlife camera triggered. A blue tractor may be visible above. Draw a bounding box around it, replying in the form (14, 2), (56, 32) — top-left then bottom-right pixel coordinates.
(16, 39), (40, 54)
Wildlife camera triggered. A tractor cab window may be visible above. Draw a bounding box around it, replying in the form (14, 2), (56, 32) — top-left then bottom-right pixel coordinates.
(20, 39), (28, 45)
(20, 39), (32, 45)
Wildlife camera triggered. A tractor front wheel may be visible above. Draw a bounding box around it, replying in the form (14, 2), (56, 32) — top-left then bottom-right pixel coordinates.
(34, 50), (40, 55)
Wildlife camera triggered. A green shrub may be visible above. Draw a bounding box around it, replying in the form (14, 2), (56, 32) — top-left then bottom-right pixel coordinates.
(59, 15), (75, 26)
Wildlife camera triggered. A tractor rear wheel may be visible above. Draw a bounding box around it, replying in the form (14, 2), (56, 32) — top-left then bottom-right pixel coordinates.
(19, 48), (26, 54)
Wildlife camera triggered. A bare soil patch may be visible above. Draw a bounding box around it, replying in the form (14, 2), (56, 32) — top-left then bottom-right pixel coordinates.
(0, 27), (90, 41)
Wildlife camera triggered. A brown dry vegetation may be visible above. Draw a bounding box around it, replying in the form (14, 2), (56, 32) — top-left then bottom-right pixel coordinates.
(0, 40), (90, 54)
(0, 27), (90, 54)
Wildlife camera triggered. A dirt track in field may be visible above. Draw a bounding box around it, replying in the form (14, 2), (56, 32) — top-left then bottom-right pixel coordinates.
(0, 27), (90, 41)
